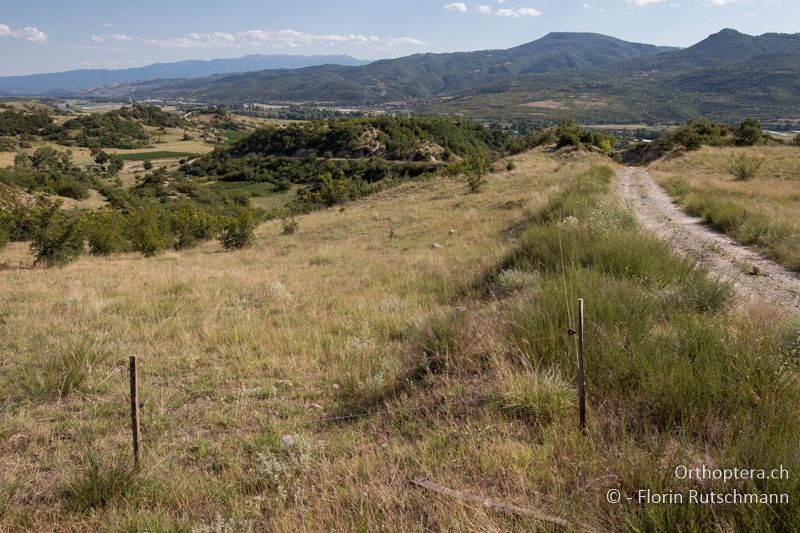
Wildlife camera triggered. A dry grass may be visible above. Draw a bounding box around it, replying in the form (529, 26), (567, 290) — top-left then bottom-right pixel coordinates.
(650, 145), (800, 269)
(1, 150), (601, 531)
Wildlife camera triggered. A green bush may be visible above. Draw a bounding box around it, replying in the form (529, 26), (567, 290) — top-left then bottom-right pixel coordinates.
(220, 207), (258, 250)
(170, 201), (218, 250)
(794, 133), (800, 146)
(0, 209), (10, 250)
(129, 207), (170, 257)
(727, 152), (763, 181)
(29, 201), (85, 267)
(85, 210), (129, 255)
(736, 118), (762, 146)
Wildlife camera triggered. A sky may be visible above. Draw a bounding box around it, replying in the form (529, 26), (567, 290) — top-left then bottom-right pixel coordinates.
(1, 0), (798, 76)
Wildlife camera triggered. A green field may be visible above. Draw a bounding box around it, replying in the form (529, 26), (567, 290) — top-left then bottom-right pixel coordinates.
(115, 151), (200, 161)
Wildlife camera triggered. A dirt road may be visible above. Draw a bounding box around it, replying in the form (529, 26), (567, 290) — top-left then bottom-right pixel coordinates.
(617, 168), (800, 314)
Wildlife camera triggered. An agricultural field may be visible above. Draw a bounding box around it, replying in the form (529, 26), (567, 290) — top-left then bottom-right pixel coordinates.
(650, 145), (800, 270)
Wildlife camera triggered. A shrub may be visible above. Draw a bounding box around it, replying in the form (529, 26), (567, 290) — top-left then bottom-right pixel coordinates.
(506, 161), (517, 172)
(107, 156), (124, 176)
(29, 201), (85, 267)
(85, 210), (129, 255)
(129, 207), (170, 257)
(220, 207), (258, 250)
(281, 215), (299, 235)
(463, 156), (490, 194)
(794, 134), (800, 146)
(170, 201), (218, 250)
(736, 118), (762, 146)
(143, 160), (154, 171)
(727, 152), (763, 181)
(0, 210), (9, 250)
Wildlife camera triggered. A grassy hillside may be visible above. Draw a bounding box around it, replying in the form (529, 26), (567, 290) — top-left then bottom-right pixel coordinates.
(184, 116), (530, 213)
(1, 149), (798, 530)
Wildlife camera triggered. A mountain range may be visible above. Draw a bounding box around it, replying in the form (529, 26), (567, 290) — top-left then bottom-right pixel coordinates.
(74, 32), (677, 103)
(0, 54), (370, 96)
(3, 29), (799, 125)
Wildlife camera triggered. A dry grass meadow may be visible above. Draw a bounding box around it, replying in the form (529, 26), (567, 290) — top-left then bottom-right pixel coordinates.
(650, 145), (800, 269)
(2, 148), (799, 532)
(0, 151), (587, 531)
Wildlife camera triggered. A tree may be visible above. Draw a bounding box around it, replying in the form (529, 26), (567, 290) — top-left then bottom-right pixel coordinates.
(93, 149), (110, 166)
(556, 118), (581, 148)
(737, 118), (762, 146)
(85, 210), (128, 255)
(129, 207), (169, 257)
(29, 201), (85, 267)
(171, 201), (217, 250)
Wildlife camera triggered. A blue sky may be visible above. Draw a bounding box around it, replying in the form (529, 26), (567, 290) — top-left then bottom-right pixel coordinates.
(1, 0), (798, 76)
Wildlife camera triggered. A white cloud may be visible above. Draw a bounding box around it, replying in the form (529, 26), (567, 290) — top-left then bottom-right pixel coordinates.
(628, 0), (666, 5)
(477, 5), (493, 13)
(0, 22), (48, 43)
(490, 6), (542, 17)
(141, 29), (426, 49)
(444, 3), (468, 12)
(91, 33), (133, 44)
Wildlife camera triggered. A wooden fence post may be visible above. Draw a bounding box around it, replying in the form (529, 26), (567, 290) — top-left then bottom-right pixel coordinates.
(129, 356), (142, 466)
(577, 299), (586, 434)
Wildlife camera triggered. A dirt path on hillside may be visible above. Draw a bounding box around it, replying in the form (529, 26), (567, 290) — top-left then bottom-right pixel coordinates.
(617, 168), (800, 314)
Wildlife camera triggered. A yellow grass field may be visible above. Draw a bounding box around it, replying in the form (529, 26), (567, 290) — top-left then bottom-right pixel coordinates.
(650, 145), (800, 269)
(0, 150), (593, 531)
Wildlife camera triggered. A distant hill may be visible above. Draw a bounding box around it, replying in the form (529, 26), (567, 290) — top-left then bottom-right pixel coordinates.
(37, 29), (800, 124)
(432, 29), (800, 123)
(76, 32), (677, 103)
(0, 54), (371, 96)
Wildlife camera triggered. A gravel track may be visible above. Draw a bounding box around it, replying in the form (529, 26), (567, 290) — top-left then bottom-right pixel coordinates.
(617, 168), (800, 314)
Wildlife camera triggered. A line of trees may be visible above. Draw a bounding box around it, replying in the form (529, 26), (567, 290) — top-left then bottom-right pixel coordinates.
(0, 194), (259, 267)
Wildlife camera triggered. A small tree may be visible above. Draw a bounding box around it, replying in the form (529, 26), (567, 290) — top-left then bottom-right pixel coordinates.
(29, 201), (85, 267)
(220, 207), (258, 250)
(171, 201), (217, 250)
(129, 207), (169, 257)
(143, 160), (154, 171)
(736, 118), (762, 146)
(462, 155), (490, 194)
(85, 210), (128, 255)
(93, 150), (110, 166)
(556, 118), (581, 148)
(727, 152), (763, 181)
